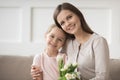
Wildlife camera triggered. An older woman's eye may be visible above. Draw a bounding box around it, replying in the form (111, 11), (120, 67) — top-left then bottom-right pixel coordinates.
(60, 21), (64, 26)
(67, 15), (72, 20)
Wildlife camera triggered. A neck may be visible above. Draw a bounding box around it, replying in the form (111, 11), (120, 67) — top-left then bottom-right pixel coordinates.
(75, 31), (91, 44)
(45, 48), (58, 57)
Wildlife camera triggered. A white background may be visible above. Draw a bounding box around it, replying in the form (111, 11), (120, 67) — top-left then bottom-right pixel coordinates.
(0, 0), (120, 58)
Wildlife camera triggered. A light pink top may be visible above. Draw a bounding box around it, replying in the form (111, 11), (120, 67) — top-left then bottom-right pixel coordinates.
(62, 33), (111, 80)
(32, 52), (66, 80)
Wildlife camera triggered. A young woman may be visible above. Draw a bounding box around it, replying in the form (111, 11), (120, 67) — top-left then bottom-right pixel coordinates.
(31, 24), (67, 80)
(53, 2), (111, 80)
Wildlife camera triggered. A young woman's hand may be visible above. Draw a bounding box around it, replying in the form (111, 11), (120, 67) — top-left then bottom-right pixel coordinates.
(31, 65), (43, 80)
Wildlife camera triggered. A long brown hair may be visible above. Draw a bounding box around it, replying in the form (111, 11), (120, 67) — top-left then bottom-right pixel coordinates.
(53, 2), (94, 39)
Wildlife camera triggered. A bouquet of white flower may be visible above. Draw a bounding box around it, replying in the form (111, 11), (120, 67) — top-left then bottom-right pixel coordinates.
(57, 55), (81, 80)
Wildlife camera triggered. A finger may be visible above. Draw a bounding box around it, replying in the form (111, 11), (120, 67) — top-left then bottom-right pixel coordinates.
(33, 78), (36, 80)
(31, 65), (36, 69)
(31, 74), (40, 79)
(31, 73), (40, 79)
(31, 70), (41, 76)
(33, 73), (40, 77)
(31, 69), (40, 74)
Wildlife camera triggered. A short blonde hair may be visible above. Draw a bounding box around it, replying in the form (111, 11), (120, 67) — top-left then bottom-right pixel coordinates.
(45, 24), (67, 41)
(45, 24), (57, 34)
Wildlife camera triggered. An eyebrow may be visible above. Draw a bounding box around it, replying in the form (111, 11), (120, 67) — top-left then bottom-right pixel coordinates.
(50, 33), (65, 39)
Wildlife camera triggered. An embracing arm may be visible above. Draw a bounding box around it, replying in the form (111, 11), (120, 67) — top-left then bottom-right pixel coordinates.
(90, 37), (110, 80)
(31, 54), (43, 80)
(31, 65), (43, 80)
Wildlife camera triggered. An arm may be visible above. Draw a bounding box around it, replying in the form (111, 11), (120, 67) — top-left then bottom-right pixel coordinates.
(90, 37), (110, 80)
(31, 65), (43, 80)
(31, 54), (43, 80)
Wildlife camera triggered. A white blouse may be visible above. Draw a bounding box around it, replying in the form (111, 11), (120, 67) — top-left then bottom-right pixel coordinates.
(63, 33), (111, 80)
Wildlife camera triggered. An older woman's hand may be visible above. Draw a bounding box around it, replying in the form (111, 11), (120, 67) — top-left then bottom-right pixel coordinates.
(31, 65), (42, 80)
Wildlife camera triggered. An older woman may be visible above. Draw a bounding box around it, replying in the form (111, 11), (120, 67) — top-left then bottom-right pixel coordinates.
(53, 2), (111, 80)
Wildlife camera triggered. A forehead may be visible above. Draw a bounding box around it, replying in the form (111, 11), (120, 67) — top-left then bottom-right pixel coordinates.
(50, 27), (65, 37)
(57, 10), (73, 21)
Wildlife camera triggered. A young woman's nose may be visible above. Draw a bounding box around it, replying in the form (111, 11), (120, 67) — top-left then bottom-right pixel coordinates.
(52, 38), (57, 44)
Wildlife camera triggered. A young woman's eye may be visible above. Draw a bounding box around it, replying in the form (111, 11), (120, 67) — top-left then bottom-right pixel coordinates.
(58, 38), (64, 42)
(57, 38), (62, 41)
(58, 39), (63, 42)
(50, 35), (54, 38)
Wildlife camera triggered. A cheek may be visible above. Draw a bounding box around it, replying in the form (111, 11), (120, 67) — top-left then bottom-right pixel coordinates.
(60, 42), (65, 46)
(58, 44), (63, 48)
(61, 26), (67, 31)
(46, 38), (50, 43)
(46, 39), (49, 45)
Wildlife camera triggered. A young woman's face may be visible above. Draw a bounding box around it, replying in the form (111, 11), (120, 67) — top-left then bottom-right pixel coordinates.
(57, 10), (82, 35)
(46, 27), (66, 51)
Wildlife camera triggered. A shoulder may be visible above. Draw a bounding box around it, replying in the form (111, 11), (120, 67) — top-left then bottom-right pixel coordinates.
(92, 33), (108, 47)
(93, 33), (107, 43)
(57, 52), (68, 62)
(33, 52), (44, 60)
(66, 38), (75, 43)
(60, 39), (74, 53)
(58, 52), (67, 59)
(58, 52), (67, 57)
(65, 38), (77, 46)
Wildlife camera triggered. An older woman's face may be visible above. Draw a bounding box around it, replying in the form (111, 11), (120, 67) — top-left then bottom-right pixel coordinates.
(57, 10), (82, 35)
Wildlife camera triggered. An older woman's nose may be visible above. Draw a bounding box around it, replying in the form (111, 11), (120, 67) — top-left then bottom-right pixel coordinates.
(65, 21), (70, 27)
